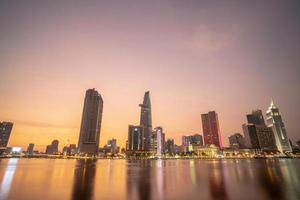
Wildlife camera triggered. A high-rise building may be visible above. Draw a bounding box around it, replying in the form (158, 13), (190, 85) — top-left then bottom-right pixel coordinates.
(266, 100), (292, 153)
(139, 91), (152, 151)
(0, 121), (13, 148)
(255, 126), (277, 151)
(247, 110), (265, 126)
(27, 143), (34, 155)
(151, 127), (165, 156)
(201, 111), (222, 147)
(228, 133), (247, 149)
(243, 109), (277, 152)
(242, 124), (260, 149)
(127, 125), (144, 151)
(78, 88), (103, 154)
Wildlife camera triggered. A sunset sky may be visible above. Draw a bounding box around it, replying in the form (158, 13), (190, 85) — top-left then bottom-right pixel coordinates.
(1, 1), (300, 151)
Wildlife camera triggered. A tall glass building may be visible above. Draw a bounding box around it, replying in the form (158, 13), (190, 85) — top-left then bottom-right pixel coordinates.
(266, 100), (292, 153)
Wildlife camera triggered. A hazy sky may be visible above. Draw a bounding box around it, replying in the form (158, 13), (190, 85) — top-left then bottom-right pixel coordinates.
(1, 0), (300, 150)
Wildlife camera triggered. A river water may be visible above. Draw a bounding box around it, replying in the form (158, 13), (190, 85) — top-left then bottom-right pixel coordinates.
(0, 158), (299, 200)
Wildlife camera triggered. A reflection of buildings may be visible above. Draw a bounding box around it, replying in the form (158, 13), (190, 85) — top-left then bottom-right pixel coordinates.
(208, 162), (228, 200)
(0, 158), (18, 199)
(266, 101), (292, 153)
(126, 160), (152, 200)
(258, 160), (284, 200)
(78, 88), (103, 154)
(72, 159), (97, 200)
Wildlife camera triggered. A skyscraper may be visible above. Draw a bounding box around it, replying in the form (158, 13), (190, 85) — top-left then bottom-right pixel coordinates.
(78, 88), (104, 154)
(201, 111), (222, 147)
(45, 139), (59, 154)
(243, 109), (277, 151)
(247, 110), (265, 126)
(139, 91), (152, 151)
(151, 127), (165, 156)
(242, 124), (260, 149)
(0, 121), (13, 148)
(127, 125), (144, 151)
(266, 100), (292, 153)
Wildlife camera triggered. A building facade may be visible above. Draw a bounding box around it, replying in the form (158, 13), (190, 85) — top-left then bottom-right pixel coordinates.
(0, 121), (13, 148)
(78, 88), (103, 154)
(139, 91), (152, 151)
(127, 125), (144, 151)
(201, 111), (222, 147)
(266, 100), (292, 153)
(228, 133), (247, 149)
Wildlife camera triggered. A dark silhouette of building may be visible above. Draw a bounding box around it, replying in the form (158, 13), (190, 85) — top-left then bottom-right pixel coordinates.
(228, 133), (247, 149)
(45, 139), (59, 154)
(26, 143), (34, 155)
(78, 88), (103, 154)
(0, 121), (13, 148)
(139, 91), (152, 151)
(242, 124), (260, 149)
(201, 111), (222, 147)
(165, 139), (175, 155)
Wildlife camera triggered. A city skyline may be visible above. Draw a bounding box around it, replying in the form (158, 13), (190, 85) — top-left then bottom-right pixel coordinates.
(1, 1), (300, 150)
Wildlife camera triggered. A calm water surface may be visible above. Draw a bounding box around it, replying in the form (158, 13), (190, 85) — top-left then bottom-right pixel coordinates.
(0, 158), (299, 200)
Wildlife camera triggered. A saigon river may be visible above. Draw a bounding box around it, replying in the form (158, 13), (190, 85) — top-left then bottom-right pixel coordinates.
(0, 158), (299, 200)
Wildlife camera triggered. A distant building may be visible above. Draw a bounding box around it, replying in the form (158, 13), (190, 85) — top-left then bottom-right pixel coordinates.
(182, 134), (203, 146)
(46, 139), (59, 154)
(151, 127), (165, 155)
(297, 140), (300, 147)
(104, 138), (119, 154)
(165, 139), (175, 155)
(27, 143), (34, 155)
(266, 100), (292, 153)
(193, 144), (220, 157)
(201, 111), (222, 147)
(63, 144), (77, 155)
(78, 88), (104, 155)
(139, 91), (152, 151)
(127, 125), (144, 151)
(228, 133), (247, 149)
(0, 121), (13, 148)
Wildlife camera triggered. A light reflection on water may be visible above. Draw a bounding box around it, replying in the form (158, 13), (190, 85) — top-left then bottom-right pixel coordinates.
(0, 159), (299, 200)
